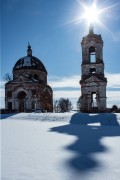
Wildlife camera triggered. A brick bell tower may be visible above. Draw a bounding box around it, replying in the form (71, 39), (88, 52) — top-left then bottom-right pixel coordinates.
(80, 24), (107, 112)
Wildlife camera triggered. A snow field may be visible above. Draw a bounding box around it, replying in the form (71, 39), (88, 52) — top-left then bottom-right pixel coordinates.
(1, 113), (120, 180)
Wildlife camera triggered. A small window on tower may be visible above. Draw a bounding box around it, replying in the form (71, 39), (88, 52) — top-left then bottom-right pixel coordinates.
(90, 68), (96, 74)
(89, 46), (96, 63)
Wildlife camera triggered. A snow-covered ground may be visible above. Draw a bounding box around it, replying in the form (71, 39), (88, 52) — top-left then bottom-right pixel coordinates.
(1, 112), (120, 180)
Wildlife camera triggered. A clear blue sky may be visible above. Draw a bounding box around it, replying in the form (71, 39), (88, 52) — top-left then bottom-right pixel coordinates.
(1, 0), (120, 108)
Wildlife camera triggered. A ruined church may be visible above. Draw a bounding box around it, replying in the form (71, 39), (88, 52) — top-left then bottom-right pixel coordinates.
(5, 45), (53, 112)
(5, 24), (107, 113)
(80, 24), (107, 112)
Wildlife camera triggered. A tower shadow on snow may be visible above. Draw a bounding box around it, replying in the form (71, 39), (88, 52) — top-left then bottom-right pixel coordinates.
(50, 113), (120, 173)
(0, 113), (18, 119)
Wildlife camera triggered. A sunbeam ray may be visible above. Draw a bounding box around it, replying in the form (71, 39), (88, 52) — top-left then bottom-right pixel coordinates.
(64, 0), (120, 36)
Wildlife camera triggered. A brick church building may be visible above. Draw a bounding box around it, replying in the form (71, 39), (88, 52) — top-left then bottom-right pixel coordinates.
(5, 44), (53, 112)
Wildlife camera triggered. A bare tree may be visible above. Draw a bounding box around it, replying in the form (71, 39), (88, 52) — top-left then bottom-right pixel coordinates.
(110, 105), (118, 112)
(53, 100), (59, 113)
(57, 98), (73, 112)
(4, 73), (12, 82)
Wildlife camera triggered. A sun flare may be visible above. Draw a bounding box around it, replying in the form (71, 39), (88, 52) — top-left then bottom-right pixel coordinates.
(64, 1), (120, 38)
(74, 1), (120, 29)
(82, 3), (100, 25)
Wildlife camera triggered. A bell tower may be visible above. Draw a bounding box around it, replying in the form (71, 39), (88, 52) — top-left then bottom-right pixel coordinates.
(80, 24), (107, 112)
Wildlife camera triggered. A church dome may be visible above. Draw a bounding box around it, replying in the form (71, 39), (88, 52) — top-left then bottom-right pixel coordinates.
(13, 45), (47, 73)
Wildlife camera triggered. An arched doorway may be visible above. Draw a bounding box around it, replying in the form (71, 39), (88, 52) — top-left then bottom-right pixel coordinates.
(17, 91), (27, 112)
(91, 92), (98, 112)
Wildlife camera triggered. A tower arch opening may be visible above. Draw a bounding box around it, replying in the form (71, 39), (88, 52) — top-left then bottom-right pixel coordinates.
(91, 92), (97, 108)
(89, 46), (96, 63)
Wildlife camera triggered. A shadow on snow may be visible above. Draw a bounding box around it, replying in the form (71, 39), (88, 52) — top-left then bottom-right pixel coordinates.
(0, 113), (18, 119)
(50, 113), (120, 173)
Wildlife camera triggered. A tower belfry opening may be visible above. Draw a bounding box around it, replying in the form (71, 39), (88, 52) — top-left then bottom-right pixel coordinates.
(80, 25), (107, 112)
(89, 46), (96, 62)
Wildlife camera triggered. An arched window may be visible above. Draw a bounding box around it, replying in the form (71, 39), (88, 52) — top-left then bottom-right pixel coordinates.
(89, 46), (96, 63)
(17, 91), (27, 99)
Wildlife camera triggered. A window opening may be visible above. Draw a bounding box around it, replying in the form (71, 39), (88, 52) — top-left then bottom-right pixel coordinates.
(90, 68), (96, 74)
(92, 93), (97, 107)
(89, 46), (96, 63)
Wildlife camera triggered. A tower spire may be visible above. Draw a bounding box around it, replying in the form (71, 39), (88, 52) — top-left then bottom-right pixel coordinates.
(27, 42), (32, 56)
(89, 23), (94, 34)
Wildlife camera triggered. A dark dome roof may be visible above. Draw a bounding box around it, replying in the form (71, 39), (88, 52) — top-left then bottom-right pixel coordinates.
(13, 55), (47, 73)
(13, 45), (47, 73)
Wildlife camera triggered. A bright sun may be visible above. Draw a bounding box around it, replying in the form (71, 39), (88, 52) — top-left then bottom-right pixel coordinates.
(83, 3), (100, 25)
(67, 1), (120, 36)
